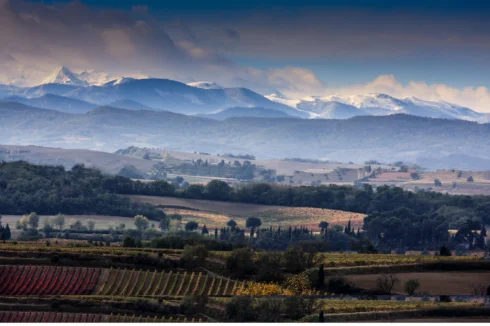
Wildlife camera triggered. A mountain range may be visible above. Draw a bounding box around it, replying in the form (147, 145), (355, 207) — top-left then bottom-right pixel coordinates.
(0, 66), (488, 122)
(1, 100), (490, 170)
(267, 92), (488, 122)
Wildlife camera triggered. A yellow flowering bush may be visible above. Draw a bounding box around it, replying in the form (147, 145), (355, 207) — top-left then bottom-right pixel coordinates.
(283, 272), (317, 296)
(234, 281), (292, 296)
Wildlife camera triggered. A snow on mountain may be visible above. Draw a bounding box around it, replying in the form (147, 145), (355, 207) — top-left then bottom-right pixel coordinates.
(187, 81), (224, 89)
(41, 66), (89, 87)
(77, 69), (114, 86)
(268, 92), (484, 122)
(265, 92), (300, 108)
(103, 77), (136, 87)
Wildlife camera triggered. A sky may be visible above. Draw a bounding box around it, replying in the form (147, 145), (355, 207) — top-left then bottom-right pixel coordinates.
(3, 0), (490, 111)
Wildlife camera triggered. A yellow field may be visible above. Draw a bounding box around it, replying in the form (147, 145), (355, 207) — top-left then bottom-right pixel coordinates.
(158, 198), (365, 229)
(319, 253), (481, 267)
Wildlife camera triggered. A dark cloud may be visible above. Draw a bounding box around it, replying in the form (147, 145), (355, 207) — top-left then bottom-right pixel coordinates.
(224, 28), (240, 41)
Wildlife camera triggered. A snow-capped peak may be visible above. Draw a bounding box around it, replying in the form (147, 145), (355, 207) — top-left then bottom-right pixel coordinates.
(103, 77), (135, 87)
(41, 66), (89, 87)
(187, 81), (223, 90)
(266, 92), (485, 122)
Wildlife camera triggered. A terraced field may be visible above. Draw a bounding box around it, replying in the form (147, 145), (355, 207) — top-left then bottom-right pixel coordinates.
(0, 265), (101, 296)
(0, 265), (242, 297)
(0, 312), (198, 323)
(97, 269), (242, 297)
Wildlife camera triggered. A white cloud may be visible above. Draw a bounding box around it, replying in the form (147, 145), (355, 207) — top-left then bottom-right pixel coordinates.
(0, 0), (321, 96)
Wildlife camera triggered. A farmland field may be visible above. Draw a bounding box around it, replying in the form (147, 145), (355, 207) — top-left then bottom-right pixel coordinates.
(208, 251), (482, 267)
(129, 195), (365, 229)
(346, 272), (490, 295)
(2, 215), (135, 231)
(318, 253), (481, 267)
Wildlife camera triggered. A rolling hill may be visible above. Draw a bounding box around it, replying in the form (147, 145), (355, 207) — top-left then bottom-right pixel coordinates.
(0, 102), (489, 169)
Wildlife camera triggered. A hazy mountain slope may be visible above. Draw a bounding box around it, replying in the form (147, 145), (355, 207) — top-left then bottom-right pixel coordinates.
(107, 99), (152, 111)
(297, 100), (365, 119)
(65, 78), (306, 117)
(198, 107), (293, 120)
(0, 144), (155, 175)
(0, 103), (489, 169)
(4, 94), (97, 113)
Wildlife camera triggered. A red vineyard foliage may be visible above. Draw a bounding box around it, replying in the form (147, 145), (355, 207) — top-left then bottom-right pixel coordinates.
(0, 265), (101, 296)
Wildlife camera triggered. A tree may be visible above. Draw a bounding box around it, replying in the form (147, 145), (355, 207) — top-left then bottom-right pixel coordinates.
(404, 279), (420, 295)
(205, 180), (232, 200)
(70, 220), (84, 231)
(123, 236), (136, 248)
(27, 212), (40, 229)
(227, 219), (237, 230)
(319, 311), (324, 323)
(159, 216), (170, 232)
(0, 214), (2, 225)
(376, 274), (399, 294)
(439, 245), (451, 256)
(467, 176), (474, 182)
(87, 220), (96, 232)
(318, 221), (329, 234)
(434, 179), (442, 187)
(134, 215), (149, 231)
(3, 224), (10, 240)
(201, 224), (209, 235)
(246, 217), (262, 233)
(185, 221), (199, 231)
(52, 214), (65, 231)
(318, 264), (325, 289)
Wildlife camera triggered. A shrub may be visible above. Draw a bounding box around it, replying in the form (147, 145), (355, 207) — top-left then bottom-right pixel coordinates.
(226, 248), (256, 277)
(181, 244), (209, 267)
(283, 272), (316, 295)
(225, 296), (257, 322)
(257, 252), (284, 282)
(284, 297), (307, 320)
(376, 274), (399, 294)
(404, 279), (420, 295)
(180, 295), (208, 315)
(439, 245), (451, 256)
(326, 276), (353, 294)
(256, 298), (283, 322)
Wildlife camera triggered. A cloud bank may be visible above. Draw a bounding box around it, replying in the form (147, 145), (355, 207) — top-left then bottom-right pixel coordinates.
(0, 0), (489, 112)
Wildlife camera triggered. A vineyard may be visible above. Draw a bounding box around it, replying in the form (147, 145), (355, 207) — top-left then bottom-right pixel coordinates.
(0, 265), (242, 297)
(97, 269), (242, 297)
(0, 265), (101, 296)
(0, 312), (201, 323)
(0, 312), (103, 322)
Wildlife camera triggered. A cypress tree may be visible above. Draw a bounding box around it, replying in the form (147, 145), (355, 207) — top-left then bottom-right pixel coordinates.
(214, 228), (218, 240)
(319, 311), (324, 323)
(318, 264), (325, 289)
(4, 224), (10, 240)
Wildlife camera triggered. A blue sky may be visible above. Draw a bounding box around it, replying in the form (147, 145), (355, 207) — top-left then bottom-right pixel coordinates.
(27, 0), (490, 89)
(4, 0), (490, 111)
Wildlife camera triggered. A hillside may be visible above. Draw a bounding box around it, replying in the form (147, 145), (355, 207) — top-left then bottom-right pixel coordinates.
(198, 106), (293, 120)
(0, 103), (489, 169)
